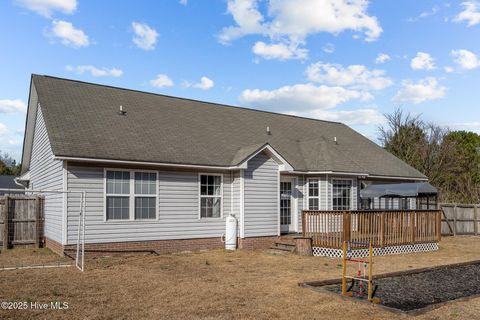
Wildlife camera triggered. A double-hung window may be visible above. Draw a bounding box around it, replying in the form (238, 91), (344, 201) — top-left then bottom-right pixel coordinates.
(199, 174), (222, 218)
(106, 171), (130, 220)
(308, 178), (320, 210)
(134, 172), (157, 220)
(332, 179), (352, 210)
(106, 170), (157, 220)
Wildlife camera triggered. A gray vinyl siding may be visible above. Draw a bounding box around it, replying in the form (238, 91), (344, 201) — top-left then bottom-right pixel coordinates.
(29, 103), (64, 243)
(66, 166), (233, 244)
(231, 171), (240, 218)
(243, 151), (279, 237)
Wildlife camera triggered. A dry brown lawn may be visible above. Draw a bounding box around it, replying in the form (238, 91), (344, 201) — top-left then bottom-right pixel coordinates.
(1, 236), (480, 320)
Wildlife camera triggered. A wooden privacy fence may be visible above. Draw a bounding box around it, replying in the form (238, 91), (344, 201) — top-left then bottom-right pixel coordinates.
(302, 210), (442, 248)
(0, 195), (44, 249)
(440, 203), (480, 236)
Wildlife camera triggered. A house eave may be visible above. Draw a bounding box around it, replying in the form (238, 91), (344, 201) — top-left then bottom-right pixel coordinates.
(53, 156), (243, 170)
(288, 170), (428, 181)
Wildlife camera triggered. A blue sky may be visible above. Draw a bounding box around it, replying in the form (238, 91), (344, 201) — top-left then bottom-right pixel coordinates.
(1, 0), (480, 161)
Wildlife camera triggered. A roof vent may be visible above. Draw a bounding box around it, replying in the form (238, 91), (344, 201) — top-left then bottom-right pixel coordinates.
(334, 136), (338, 144)
(266, 126), (271, 135)
(118, 105), (127, 116)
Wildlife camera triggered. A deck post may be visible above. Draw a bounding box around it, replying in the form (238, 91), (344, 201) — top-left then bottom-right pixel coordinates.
(302, 211), (306, 237)
(410, 211), (417, 243)
(343, 212), (351, 243)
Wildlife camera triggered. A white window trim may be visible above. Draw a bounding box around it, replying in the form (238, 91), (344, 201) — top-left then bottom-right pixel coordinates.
(103, 168), (159, 222)
(307, 178), (321, 210)
(330, 177), (354, 211)
(279, 176), (296, 232)
(198, 173), (224, 220)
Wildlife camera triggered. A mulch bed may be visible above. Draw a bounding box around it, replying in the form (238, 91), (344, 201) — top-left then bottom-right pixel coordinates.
(321, 261), (480, 313)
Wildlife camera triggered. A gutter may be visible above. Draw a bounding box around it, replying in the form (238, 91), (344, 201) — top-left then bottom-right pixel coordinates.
(289, 171), (428, 181)
(54, 156), (244, 171)
(54, 156), (428, 181)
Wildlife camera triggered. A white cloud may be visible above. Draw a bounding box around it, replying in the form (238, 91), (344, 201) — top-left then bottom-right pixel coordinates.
(444, 66), (455, 73)
(306, 62), (393, 91)
(451, 49), (480, 69)
(393, 77), (446, 104)
(15, 0), (77, 17)
(454, 1), (480, 26)
(218, 0), (266, 44)
(288, 108), (385, 126)
(179, 0), (188, 5)
(49, 20), (90, 48)
(0, 123), (23, 148)
(184, 76), (215, 90)
(66, 65), (123, 77)
(410, 52), (435, 70)
(252, 41), (308, 60)
(0, 99), (27, 114)
(322, 43), (335, 54)
(240, 83), (373, 110)
(375, 53), (390, 64)
(408, 5), (440, 22)
(219, 0), (382, 60)
(132, 22), (159, 50)
(150, 74), (174, 88)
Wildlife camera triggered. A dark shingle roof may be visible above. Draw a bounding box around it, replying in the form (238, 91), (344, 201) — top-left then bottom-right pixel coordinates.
(0, 175), (24, 191)
(31, 75), (426, 179)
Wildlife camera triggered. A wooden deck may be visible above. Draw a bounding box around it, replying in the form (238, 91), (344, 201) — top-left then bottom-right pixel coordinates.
(302, 210), (442, 248)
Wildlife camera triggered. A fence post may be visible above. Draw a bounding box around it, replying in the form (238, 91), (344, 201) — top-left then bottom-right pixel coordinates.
(35, 196), (41, 248)
(453, 204), (457, 236)
(474, 205), (478, 236)
(436, 210), (442, 242)
(3, 195), (9, 250)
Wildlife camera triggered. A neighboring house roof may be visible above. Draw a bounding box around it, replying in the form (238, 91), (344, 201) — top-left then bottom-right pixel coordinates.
(0, 175), (24, 192)
(24, 74), (426, 179)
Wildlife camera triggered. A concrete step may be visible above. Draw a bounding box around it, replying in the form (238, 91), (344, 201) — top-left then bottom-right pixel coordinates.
(271, 241), (296, 252)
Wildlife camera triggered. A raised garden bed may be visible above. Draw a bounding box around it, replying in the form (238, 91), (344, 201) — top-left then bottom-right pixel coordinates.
(302, 260), (480, 314)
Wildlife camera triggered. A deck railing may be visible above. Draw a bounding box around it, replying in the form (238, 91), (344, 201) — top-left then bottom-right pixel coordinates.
(302, 210), (442, 248)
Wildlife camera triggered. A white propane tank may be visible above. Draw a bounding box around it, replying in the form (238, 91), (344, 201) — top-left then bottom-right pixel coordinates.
(225, 214), (237, 250)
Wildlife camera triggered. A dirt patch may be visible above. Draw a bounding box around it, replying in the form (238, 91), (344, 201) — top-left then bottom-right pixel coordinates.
(0, 248), (73, 268)
(324, 261), (480, 312)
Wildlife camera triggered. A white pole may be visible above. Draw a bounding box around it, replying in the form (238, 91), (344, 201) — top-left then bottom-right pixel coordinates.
(75, 192), (83, 270)
(82, 191), (86, 272)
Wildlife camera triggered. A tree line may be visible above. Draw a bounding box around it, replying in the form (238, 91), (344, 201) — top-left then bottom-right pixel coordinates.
(0, 151), (21, 176)
(379, 109), (480, 204)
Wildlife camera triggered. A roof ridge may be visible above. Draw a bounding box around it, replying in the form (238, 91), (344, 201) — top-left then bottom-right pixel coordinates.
(31, 74), (344, 125)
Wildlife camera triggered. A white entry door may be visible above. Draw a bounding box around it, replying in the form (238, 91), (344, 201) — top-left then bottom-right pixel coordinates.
(280, 178), (294, 233)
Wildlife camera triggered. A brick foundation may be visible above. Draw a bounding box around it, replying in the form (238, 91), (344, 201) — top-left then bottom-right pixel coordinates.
(46, 235), (279, 257)
(45, 237), (65, 256)
(63, 237), (224, 256)
(238, 236), (278, 250)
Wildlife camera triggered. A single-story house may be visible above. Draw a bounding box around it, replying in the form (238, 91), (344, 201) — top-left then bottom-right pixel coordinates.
(19, 75), (427, 255)
(0, 175), (24, 195)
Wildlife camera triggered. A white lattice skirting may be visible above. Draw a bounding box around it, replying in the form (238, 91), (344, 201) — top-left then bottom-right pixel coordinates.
(312, 242), (439, 258)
